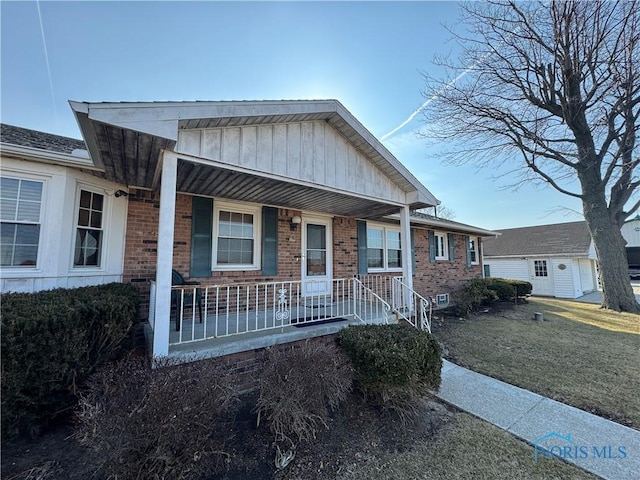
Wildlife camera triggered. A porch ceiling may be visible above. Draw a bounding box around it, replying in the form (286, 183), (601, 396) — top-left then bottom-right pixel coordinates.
(176, 160), (404, 218)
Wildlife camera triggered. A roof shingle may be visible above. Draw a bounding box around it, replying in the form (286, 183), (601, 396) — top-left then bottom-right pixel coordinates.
(1, 124), (86, 154)
(483, 221), (592, 257)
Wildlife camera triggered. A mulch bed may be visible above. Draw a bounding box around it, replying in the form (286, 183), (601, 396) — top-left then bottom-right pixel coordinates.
(2, 392), (454, 480)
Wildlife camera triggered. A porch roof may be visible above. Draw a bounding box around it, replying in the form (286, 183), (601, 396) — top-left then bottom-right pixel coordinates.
(70, 100), (439, 216)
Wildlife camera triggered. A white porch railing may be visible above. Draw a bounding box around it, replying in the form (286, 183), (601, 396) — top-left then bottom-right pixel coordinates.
(391, 276), (433, 333)
(165, 277), (390, 346)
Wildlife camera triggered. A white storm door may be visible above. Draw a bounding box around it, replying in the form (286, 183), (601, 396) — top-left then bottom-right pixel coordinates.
(302, 217), (332, 297)
(530, 259), (553, 296)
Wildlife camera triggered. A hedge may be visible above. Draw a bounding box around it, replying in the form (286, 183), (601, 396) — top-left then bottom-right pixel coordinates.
(1, 282), (139, 438)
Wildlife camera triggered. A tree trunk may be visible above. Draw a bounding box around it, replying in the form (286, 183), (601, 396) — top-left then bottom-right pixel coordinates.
(582, 188), (640, 313)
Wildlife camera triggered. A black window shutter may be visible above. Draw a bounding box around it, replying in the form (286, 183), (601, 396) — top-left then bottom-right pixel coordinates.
(261, 206), (278, 275)
(428, 230), (436, 263)
(190, 196), (213, 278)
(466, 235), (472, 267)
(357, 220), (368, 275)
(448, 233), (455, 263)
(410, 228), (416, 274)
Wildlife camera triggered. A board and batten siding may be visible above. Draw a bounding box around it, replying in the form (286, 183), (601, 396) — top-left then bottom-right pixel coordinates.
(176, 121), (407, 204)
(484, 259), (530, 282)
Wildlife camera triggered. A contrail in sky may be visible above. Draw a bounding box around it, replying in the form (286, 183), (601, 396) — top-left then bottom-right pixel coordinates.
(380, 49), (496, 142)
(36, 0), (59, 127)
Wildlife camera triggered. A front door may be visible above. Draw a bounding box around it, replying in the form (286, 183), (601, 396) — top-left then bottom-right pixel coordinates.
(530, 259), (554, 296)
(302, 217), (332, 297)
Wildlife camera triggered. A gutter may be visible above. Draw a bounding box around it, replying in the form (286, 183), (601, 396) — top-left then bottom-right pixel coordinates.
(0, 143), (102, 171)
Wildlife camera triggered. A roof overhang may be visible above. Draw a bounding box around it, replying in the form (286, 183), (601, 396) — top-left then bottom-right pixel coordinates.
(0, 142), (101, 171)
(69, 99), (439, 208)
(383, 213), (499, 238)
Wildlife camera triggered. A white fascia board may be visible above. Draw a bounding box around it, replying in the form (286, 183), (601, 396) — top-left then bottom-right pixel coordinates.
(385, 213), (499, 237)
(0, 143), (101, 171)
(334, 102), (440, 206)
(484, 253), (590, 259)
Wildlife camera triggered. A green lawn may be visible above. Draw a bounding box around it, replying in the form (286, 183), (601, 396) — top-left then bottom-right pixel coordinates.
(338, 412), (597, 480)
(435, 297), (640, 428)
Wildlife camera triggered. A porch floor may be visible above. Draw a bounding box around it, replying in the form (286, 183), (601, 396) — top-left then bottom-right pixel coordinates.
(156, 299), (390, 363)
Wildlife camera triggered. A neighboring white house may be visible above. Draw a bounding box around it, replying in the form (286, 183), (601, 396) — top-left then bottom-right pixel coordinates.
(483, 221), (599, 299)
(621, 215), (640, 276)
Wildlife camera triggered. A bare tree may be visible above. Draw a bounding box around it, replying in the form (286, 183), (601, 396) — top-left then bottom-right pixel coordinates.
(423, 0), (640, 312)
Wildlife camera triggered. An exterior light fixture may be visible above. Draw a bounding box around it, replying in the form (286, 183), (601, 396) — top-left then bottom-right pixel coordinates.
(290, 215), (302, 231)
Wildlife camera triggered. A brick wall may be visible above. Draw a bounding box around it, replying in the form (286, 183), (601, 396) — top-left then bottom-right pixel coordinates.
(191, 333), (339, 393)
(123, 190), (482, 318)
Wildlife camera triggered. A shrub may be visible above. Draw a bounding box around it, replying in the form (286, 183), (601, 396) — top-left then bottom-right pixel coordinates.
(255, 341), (353, 461)
(1, 282), (139, 439)
(337, 324), (442, 420)
(75, 355), (240, 480)
(449, 278), (533, 316)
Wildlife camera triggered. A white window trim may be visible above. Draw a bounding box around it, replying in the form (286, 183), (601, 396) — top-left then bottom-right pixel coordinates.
(211, 200), (262, 271)
(0, 174), (46, 272)
(435, 231), (449, 261)
(367, 222), (403, 273)
(71, 183), (109, 271)
(470, 237), (479, 265)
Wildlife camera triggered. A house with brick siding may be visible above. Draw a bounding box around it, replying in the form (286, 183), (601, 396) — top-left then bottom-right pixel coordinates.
(1, 100), (496, 362)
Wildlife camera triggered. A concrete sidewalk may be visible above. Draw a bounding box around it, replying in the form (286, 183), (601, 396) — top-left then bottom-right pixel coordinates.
(435, 360), (640, 480)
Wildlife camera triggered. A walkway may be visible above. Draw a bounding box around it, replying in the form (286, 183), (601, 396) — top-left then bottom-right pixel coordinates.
(436, 360), (640, 480)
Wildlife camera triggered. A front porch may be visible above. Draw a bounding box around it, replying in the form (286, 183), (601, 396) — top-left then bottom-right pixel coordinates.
(147, 276), (417, 361)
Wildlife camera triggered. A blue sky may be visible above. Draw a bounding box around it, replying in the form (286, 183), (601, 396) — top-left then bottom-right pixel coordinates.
(0, 0), (584, 230)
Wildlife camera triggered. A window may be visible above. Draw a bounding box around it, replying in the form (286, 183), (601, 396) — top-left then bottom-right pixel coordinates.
(213, 202), (260, 270)
(367, 224), (402, 271)
(469, 237), (479, 264)
(74, 189), (104, 267)
(534, 260), (548, 277)
(0, 177), (43, 267)
(435, 232), (448, 260)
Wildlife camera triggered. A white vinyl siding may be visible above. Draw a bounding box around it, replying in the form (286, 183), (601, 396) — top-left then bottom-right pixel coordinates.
(1, 159), (127, 294)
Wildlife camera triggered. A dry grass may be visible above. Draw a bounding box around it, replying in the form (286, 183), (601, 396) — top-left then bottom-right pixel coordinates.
(436, 297), (640, 428)
(338, 412), (597, 480)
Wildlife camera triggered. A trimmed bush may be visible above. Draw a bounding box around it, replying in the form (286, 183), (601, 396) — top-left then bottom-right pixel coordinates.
(450, 278), (533, 316)
(75, 355), (240, 480)
(337, 324), (442, 420)
(1, 282), (139, 438)
(255, 341), (353, 465)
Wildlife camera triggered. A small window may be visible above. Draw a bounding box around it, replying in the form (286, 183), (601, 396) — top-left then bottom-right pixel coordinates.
(367, 224), (402, 272)
(435, 232), (448, 260)
(469, 238), (479, 264)
(0, 177), (43, 267)
(74, 189), (104, 267)
(534, 260), (548, 277)
(212, 201), (261, 270)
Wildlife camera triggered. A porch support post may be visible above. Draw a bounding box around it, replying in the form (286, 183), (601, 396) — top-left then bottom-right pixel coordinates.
(152, 151), (177, 358)
(400, 205), (413, 290)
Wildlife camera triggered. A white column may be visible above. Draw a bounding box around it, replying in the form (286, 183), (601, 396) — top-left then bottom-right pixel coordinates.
(400, 205), (413, 291)
(152, 152), (177, 358)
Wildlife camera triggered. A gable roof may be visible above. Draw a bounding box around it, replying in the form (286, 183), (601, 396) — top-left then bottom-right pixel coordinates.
(1, 123), (85, 154)
(69, 99), (439, 207)
(483, 221), (592, 257)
